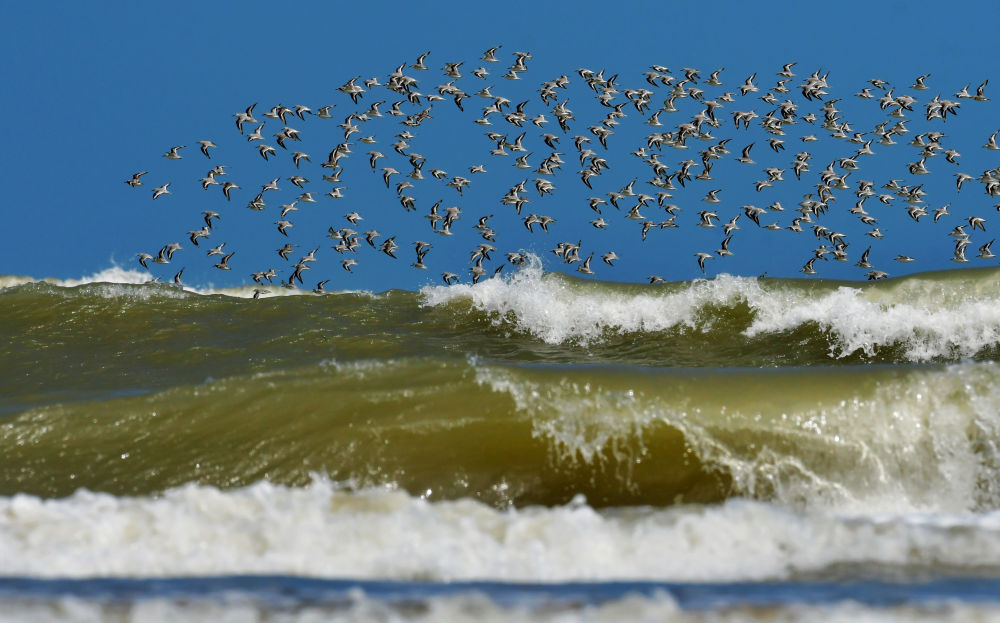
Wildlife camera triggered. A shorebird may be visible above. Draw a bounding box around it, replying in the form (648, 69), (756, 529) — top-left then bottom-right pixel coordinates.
(697, 211), (719, 228)
(258, 144), (276, 160)
(968, 216), (987, 231)
(152, 183), (170, 199)
(198, 140), (217, 158)
(188, 226), (211, 246)
(222, 181), (239, 200)
(716, 235), (733, 257)
(214, 251), (234, 270)
(234, 103), (257, 133)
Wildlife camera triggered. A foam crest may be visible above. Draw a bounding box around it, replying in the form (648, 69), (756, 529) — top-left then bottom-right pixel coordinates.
(745, 283), (1000, 360)
(57, 265), (153, 287)
(0, 267), (377, 299)
(423, 258), (1000, 360)
(421, 256), (764, 344)
(3, 481), (1000, 583)
(0, 266), (154, 293)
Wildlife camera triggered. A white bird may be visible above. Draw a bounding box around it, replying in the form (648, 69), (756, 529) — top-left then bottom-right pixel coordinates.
(694, 252), (713, 273)
(198, 140), (217, 158)
(152, 183), (170, 199)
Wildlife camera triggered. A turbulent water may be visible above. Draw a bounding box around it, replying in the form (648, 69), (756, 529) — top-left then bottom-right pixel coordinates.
(4, 259), (1000, 620)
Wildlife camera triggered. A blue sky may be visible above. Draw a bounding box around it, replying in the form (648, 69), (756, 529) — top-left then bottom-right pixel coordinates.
(3, 1), (1000, 291)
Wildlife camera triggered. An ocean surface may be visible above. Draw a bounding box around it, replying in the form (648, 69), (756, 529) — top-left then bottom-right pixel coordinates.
(4, 258), (1000, 621)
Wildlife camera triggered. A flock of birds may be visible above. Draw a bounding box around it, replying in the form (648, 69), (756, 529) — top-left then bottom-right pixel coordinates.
(125, 47), (1000, 294)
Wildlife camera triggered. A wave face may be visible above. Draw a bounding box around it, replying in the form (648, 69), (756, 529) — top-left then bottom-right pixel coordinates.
(2, 355), (999, 513)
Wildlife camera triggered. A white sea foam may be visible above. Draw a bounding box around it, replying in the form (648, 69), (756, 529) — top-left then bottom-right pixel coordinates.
(421, 255), (761, 343)
(421, 256), (1000, 360)
(2, 479), (1000, 583)
(0, 265), (376, 299)
(744, 281), (1000, 360)
(3, 591), (998, 623)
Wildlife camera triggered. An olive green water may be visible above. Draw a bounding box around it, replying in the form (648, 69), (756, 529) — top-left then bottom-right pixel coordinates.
(3, 267), (1000, 510)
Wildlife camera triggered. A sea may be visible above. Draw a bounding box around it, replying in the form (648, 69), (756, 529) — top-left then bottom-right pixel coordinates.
(3, 256), (1000, 621)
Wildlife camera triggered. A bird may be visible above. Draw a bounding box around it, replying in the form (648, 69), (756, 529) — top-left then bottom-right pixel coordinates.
(198, 140), (217, 158)
(152, 183), (170, 199)
(856, 247), (872, 269)
(214, 251), (234, 270)
(125, 171), (148, 187)
(234, 103), (257, 133)
(222, 181), (239, 200)
(188, 226), (210, 246)
(716, 235), (733, 257)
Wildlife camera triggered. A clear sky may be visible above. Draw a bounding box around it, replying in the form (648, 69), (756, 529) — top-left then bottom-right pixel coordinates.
(3, 1), (1000, 292)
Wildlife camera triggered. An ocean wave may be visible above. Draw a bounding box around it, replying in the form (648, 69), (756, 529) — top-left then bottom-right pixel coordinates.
(478, 360), (1000, 515)
(421, 255), (759, 343)
(0, 265), (375, 299)
(422, 256), (1000, 361)
(7, 587), (1000, 623)
(4, 260), (1000, 364)
(4, 358), (1000, 515)
(3, 480), (1000, 583)
(2, 580), (999, 623)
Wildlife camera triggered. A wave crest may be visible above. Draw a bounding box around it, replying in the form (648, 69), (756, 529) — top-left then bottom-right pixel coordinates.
(423, 257), (1000, 361)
